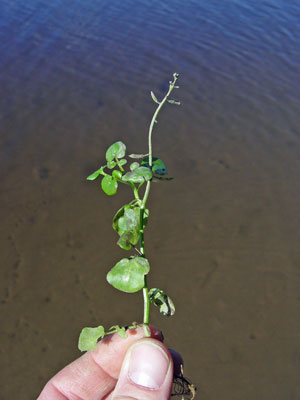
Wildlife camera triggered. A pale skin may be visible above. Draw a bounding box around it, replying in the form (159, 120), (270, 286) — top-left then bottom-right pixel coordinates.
(38, 326), (183, 400)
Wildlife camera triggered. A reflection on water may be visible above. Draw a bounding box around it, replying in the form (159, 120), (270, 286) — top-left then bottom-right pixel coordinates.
(1, 0), (300, 399)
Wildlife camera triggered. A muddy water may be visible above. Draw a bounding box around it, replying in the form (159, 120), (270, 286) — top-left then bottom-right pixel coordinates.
(1, 0), (300, 398)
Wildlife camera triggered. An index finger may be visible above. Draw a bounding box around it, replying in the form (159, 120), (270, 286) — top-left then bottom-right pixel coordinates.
(38, 326), (163, 400)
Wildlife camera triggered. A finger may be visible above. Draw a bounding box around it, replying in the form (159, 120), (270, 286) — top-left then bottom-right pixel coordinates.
(38, 326), (163, 400)
(105, 347), (183, 400)
(112, 338), (173, 400)
(168, 348), (184, 376)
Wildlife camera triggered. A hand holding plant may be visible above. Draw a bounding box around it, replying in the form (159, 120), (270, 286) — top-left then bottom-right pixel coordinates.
(38, 326), (180, 400)
(38, 73), (196, 400)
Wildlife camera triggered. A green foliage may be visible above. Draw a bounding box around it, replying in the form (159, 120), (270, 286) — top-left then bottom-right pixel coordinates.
(109, 325), (127, 338)
(79, 73), (180, 352)
(122, 166), (152, 184)
(119, 208), (139, 232)
(150, 91), (160, 104)
(78, 324), (132, 351)
(117, 233), (132, 250)
(78, 326), (105, 351)
(149, 288), (175, 316)
(112, 203), (149, 250)
(86, 168), (105, 181)
(106, 141), (126, 162)
(112, 170), (123, 180)
(141, 157), (168, 175)
(167, 99), (181, 105)
(107, 160), (117, 169)
(101, 175), (118, 195)
(107, 257), (150, 293)
(129, 153), (148, 159)
(130, 162), (140, 171)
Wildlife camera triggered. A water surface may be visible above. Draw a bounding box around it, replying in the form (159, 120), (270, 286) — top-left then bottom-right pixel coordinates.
(1, 1), (300, 399)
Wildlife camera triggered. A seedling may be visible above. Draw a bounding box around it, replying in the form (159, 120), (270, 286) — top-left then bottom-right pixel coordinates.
(78, 73), (180, 352)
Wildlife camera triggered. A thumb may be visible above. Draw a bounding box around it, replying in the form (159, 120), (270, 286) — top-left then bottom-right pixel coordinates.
(112, 338), (173, 400)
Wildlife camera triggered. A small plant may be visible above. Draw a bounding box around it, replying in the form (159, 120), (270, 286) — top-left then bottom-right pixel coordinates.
(78, 73), (180, 352)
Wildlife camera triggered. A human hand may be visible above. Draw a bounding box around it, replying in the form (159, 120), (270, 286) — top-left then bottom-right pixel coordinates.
(38, 326), (182, 400)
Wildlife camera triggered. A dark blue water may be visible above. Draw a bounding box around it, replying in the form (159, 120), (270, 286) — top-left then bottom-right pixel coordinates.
(1, 1), (300, 399)
(1, 0), (299, 157)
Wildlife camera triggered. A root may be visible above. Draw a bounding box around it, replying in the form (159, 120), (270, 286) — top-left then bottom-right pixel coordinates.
(171, 365), (196, 400)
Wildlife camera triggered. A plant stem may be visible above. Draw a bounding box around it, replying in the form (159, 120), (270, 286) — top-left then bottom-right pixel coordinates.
(115, 158), (125, 172)
(130, 183), (141, 202)
(139, 207), (145, 256)
(143, 276), (150, 325)
(139, 73), (179, 327)
(139, 206), (149, 326)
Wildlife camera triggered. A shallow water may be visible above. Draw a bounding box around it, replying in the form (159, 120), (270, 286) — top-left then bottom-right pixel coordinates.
(1, 1), (300, 399)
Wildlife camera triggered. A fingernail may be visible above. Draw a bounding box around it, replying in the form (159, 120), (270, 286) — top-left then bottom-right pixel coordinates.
(128, 341), (170, 389)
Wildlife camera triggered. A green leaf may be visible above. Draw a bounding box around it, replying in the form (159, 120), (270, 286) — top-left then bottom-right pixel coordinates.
(141, 157), (168, 175)
(167, 99), (181, 105)
(121, 235), (139, 250)
(118, 208), (139, 232)
(101, 175), (118, 195)
(112, 204), (149, 250)
(86, 168), (104, 181)
(112, 204), (129, 232)
(122, 166), (152, 183)
(112, 170), (123, 180)
(78, 326), (105, 351)
(149, 288), (175, 316)
(106, 141), (126, 162)
(113, 204), (140, 231)
(129, 153), (148, 159)
(109, 325), (127, 338)
(117, 232), (134, 250)
(119, 159), (127, 166)
(117, 328), (127, 338)
(150, 91), (160, 104)
(130, 162), (140, 171)
(107, 161), (117, 169)
(107, 257), (150, 293)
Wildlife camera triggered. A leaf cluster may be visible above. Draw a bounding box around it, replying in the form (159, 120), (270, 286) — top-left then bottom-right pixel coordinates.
(87, 141), (171, 196)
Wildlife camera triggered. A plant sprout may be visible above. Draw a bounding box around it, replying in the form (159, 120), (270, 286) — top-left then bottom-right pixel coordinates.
(78, 73), (180, 352)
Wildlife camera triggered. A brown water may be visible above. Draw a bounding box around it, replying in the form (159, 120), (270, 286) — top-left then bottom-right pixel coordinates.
(1, 0), (300, 399)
